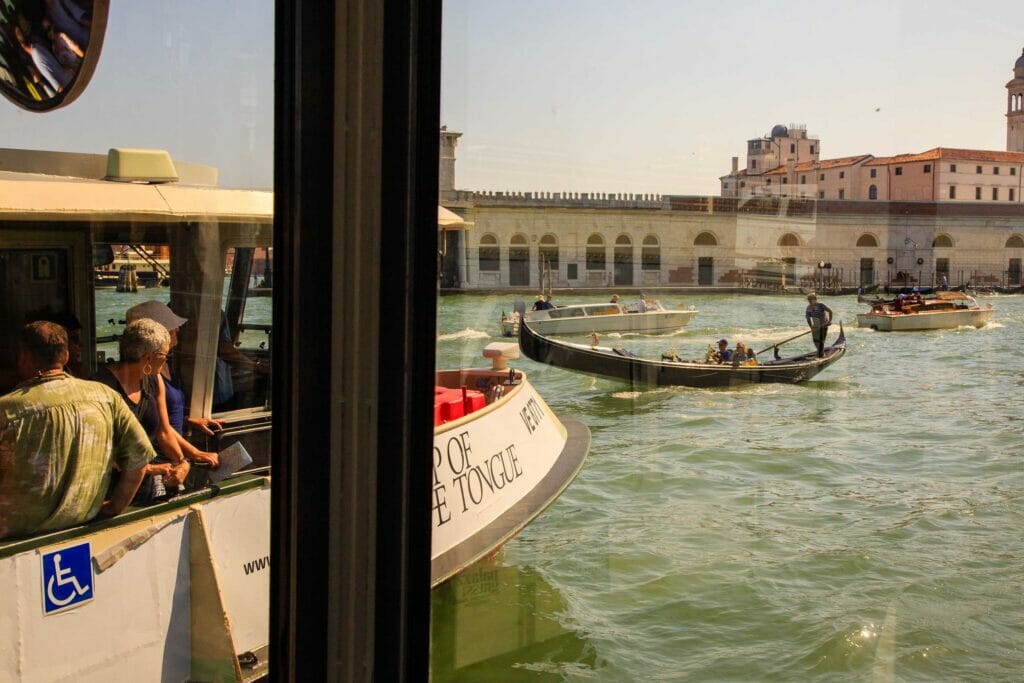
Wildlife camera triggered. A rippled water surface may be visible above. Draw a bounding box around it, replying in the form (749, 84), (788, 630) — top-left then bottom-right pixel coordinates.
(431, 292), (1024, 681)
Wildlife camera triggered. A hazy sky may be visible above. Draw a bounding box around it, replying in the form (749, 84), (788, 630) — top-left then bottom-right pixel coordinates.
(4, 2), (274, 189)
(2, 2), (1020, 196)
(442, 0), (1024, 196)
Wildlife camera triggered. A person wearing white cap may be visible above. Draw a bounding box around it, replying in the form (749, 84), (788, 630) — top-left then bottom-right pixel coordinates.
(125, 300), (223, 439)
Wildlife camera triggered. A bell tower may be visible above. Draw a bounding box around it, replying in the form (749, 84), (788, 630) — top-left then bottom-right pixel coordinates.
(1007, 48), (1024, 152)
(438, 126), (462, 200)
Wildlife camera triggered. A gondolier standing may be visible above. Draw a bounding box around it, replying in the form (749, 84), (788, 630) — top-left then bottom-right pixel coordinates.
(805, 293), (833, 358)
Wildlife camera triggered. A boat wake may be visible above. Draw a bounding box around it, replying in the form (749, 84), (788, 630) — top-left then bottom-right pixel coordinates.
(437, 328), (490, 341)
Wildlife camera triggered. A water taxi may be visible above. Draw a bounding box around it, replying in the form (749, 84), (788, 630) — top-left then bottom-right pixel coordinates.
(0, 147), (589, 680)
(500, 301), (697, 337)
(856, 292), (994, 331)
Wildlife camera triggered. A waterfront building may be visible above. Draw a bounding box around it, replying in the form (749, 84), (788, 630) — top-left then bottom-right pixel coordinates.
(441, 48), (1024, 292)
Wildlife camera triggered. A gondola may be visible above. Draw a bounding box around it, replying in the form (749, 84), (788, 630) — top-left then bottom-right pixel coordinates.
(519, 320), (846, 388)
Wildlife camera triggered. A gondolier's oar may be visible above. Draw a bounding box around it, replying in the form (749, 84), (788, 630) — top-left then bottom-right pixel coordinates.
(753, 329), (811, 356)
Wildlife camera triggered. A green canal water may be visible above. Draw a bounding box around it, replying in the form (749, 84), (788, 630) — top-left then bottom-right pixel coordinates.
(431, 292), (1023, 682)
(95, 288), (1021, 680)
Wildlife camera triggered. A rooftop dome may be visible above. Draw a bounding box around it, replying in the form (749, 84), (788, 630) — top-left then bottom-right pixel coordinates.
(1016, 48), (1024, 72)
(770, 124), (788, 138)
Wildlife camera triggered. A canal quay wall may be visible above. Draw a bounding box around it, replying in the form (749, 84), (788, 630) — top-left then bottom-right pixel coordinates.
(439, 191), (1024, 292)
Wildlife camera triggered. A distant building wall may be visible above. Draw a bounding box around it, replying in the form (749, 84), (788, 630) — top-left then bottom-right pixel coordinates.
(444, 191), (1024, 290)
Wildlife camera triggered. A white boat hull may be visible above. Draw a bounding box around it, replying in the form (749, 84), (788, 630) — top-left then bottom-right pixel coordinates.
(501, 309), (696, 336)
(856, 308), (994, 331)
(0, 479), (271, 683)
(430, 370), (589, 586)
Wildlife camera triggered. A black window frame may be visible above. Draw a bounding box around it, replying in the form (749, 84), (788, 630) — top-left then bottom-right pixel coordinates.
(272, 1), (441, 678)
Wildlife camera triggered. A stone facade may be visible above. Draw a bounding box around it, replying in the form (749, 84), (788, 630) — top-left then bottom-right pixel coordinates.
(442, 191), (1024, 291)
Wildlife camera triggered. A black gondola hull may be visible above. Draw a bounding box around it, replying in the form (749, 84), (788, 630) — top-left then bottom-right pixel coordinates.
(519, 321), (846, 388)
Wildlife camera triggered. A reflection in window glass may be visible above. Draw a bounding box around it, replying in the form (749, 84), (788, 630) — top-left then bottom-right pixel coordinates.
(437, 2), (1023, 679)
(0, 4), (274, 678)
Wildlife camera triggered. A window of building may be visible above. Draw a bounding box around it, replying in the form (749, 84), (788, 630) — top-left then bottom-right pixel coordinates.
(993, 188), (999, 200)
(870, 168), (877, 178)
(1006, 235), (1024, 248)
(566, 263), (578, 279)
(538, 234), (559, 277)
(724, 182), (730, 188)
(790, 143), (795, 153)
(809, 145), (815, 154)
(949, 186), (956, 199)
(993, 167), (1000, 175)
(1011, 189), (1017, 201)
(740, 181), (746, 187)
(894, 167), (902, 176)
(818, 191), (825, 199)
(1011, 168), (1017, 176)
(585, 234), (606, 270)
(838, 189), (845, 199)
(782, 177), (788, 184)
(976, 165), (982, 174)
(751, 160), (757, 169)
(856, 234), (878, 247)
(694, 232), (718, 246)
(641, 235), (660, 271)
(478, 234), (500, 271)
(868, 185), (878, 200)
(800, 175), (806, 183)
(924, 164), (931, 173)
(933, 234), (954, 248)
(950, 164), (957, 172)
(778, 233), (800, 247)
(839, 171), (845, 179)
(766, 178), (772, 184)
(976, 187), (982, 200)
(819, 173), (825, 181)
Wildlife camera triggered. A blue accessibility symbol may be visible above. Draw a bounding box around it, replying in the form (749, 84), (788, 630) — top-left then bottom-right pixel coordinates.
(41, 542), (94, 615)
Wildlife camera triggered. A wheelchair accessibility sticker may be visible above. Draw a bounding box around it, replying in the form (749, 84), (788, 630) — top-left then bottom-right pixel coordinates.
(41, 542), (94, 615)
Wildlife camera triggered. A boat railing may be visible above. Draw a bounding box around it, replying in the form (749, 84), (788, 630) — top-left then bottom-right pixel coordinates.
(0, 473), (268, 560)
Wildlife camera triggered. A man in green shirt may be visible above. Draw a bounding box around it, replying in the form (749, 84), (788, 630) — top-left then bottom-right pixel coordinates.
(0, 321), (154, 539)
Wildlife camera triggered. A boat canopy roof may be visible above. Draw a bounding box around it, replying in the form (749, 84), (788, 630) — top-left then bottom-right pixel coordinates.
(0, 172), (272, 223)
(438, 205), (472, 230)
(0, 147), (271, 224)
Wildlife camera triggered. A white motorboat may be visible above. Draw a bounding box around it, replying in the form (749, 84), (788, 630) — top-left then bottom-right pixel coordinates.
(856, 292), (995, 331)
(500, 302), (697, 337)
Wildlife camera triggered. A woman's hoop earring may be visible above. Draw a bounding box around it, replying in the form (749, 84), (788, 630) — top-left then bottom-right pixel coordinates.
(143, 363), (153, 376)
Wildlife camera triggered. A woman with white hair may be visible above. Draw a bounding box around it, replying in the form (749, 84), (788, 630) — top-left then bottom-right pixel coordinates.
(92, 318), (219, 501)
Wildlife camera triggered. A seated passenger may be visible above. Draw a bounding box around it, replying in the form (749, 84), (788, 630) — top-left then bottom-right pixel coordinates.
(635, 294), (648, 313)
(93, 318), (220, 502)
(715, 338), (732, 363)
(126, 300), (223, 437)
(531, 295), (546, 311)
(733, 341), (749, 364)
(610, 294), (620, 304)
(0, 322), (152, 539)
